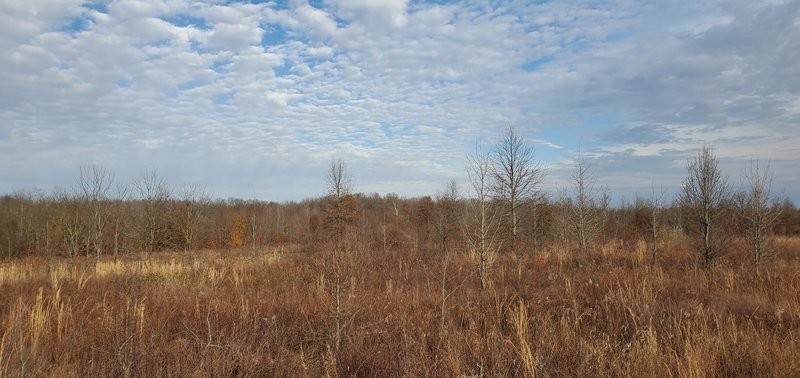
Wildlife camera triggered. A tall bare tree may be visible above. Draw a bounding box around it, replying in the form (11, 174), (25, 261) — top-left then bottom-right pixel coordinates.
(323, 158), (358, 352)
(568, 151), (608, 254)
(134, 169), (172, 253)
(54, 187), (85, 257)
(111, 183), (129, 258)
(735, 159), (782, 273)
(680, 145), (730, 269)
(465, 144), (502, 289)
(325, 159), (357, 248)
(179, 184), (211, 252)
(77, 165), (114, 260)
(492, 125), (546, 252)
(434, 180), (466, 333)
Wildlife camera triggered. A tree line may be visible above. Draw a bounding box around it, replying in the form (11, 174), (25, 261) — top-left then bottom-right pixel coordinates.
(1, 127), (798, 270)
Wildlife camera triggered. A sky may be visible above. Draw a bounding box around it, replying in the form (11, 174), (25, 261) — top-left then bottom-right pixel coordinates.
(1, 0), (798, 203)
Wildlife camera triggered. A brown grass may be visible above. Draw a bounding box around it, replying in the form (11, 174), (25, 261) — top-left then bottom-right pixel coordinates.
(0, 238), (799, 376)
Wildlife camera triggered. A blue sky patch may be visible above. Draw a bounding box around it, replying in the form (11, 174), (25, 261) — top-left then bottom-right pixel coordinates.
(521, 56), (554, 72)
(0, 0), (798, 202)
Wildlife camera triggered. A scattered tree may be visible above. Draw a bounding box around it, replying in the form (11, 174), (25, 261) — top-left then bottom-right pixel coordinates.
(77, 165), (114, 260)
(323, 158), (359, 351)
(249, 196), (261, 255)
(679, 145), (730, 269)
(735, 159), (782, 273)
(55, 188), (86, 258)
(464, 143), (502, 289)
(416, 196), (435, 251)
(491, 125), (546, 252)
(111, 183), (129, 258)
(435, 181), (461, 332)
(568, 150), (607, 254)
(134, 169), (172, 253)
(178, 184), (210, 252)
(435, 181), (460, 257)
(649, 183), (666, 267)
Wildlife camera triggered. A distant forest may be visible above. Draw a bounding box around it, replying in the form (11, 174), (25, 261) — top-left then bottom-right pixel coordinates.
(2, 126), (798, 261)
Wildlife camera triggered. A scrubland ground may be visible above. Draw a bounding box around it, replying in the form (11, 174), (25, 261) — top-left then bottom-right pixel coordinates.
(1, 237), (799, 377)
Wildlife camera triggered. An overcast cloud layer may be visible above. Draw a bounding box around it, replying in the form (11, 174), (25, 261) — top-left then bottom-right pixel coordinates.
(1, 0), (798, 202)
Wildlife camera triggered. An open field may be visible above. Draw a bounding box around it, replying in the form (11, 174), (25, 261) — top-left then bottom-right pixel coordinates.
(5, 2), (800, 376)
(1, 237), (799, 377)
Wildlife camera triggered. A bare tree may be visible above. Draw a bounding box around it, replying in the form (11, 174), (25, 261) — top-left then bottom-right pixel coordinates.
(323, 158), (358, 352)
(111, 183), (129, 258)
(570, 151), (594, 254)
(179, 184), (211, 252)
(380, 194), (394, 252)
(78, 165), (114, 260)
(435, 180), (460, 257)
(464, 144), (502, 289)
(648, 183), (666, 268)
(6, 190), (51, 258)
(249, 196), (260, 256)
(492, 125), (546, 252)
(433, 181), (474, 334)
(735, 159), (782, 273)
(679, 145), (730, 269)
(416, 196), (435, 251)
(134, 169), (172, 253)
(553, 189), (572, 255)
(435, 181), (458, 332)
(325, 159), (357, 248)
(568, 151), (608, 254)
(54, 187), (85, 257)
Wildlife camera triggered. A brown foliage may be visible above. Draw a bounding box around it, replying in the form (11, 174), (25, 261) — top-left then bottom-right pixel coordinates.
(323, 194), (360, 244)
(228, 213), (247, 248)
(0, 237), (799, 376)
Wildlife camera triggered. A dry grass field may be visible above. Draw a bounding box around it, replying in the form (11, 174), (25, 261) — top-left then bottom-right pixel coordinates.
(1, 237), (799, 377)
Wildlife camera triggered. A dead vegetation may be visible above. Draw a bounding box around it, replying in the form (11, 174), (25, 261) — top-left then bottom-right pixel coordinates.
(0, 236), (798, 376)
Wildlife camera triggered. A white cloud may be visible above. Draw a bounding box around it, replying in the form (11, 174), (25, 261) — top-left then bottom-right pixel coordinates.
(0, 0), (798, 202)
(306, 45), (333, 58)
(206, 22), (263, 52)
(293, 2), (338, 40)
(331, 0), (409, 30)
(107, 0), (182, 19)
(0, 0), (84, 48)
(230, 48), (283, 74)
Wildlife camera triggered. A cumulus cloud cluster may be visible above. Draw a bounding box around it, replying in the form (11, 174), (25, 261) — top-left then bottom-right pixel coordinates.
(1, 0), (798, 201)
